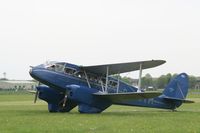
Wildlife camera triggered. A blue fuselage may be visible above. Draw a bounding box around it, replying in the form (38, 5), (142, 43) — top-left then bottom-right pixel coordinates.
(30, 62), (186, 113)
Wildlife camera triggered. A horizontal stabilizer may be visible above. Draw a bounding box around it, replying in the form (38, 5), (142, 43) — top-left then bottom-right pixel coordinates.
(163, 96), (194, 103)
(183, 100), (195, 103)
(93, 92), (162, 103)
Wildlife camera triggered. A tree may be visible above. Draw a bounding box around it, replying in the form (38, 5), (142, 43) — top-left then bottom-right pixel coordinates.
(189, 76), (197, 89)
(172, 73), (178, 79)
(156, 75), (166, 89)
(141, 73), (153, 89)
(166, 73), (172, 83)
(113, 73), (198, 90)
(156, 73), (171, 89)
(121, 76), (134, 85)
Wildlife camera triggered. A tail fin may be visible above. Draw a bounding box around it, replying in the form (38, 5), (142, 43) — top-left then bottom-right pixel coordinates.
(162, 73), (194, 109)
(163, 73), (189, 100)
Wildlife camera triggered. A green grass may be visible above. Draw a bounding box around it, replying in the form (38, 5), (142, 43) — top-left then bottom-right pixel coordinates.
(0, 92), (200, 133)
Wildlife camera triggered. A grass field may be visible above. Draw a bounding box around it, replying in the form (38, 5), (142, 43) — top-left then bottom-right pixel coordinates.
(0, 92), (200, 133)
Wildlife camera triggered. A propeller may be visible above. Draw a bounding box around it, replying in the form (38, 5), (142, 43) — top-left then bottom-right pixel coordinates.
(62, 89), (71, 107)
(34, 82), (41, 103)
(62, 94), (68, 107)
(61, 85), (76, 107)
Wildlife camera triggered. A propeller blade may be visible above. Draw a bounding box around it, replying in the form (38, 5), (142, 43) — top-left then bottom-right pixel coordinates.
(63, 95), (67, 107)
(34, 90), (39, 103)
(34, 82), (41, 103)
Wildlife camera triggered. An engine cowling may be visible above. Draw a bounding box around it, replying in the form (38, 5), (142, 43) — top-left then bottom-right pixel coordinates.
(36, 85), (111, 113)
(37, 86), (63, 104)
(66, 85), (111, 113)
(37, 86), (77, 112)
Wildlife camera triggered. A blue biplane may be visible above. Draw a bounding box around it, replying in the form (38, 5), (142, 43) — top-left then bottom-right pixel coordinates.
(29, 60), (193, 113)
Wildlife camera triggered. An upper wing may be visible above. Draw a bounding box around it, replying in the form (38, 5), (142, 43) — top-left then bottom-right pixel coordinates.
(82, 60), (166, 76)
(93, 92), (162, 102)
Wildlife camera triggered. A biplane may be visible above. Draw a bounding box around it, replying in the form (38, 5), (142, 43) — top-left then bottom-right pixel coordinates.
(29, 60), (192, 113)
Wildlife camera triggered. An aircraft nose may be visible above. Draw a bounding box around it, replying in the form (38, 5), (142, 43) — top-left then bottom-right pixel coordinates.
(29, 66), (53, 86)
(29, 66), (37, 76)
(29, 67), (37, 79)
(29, 67), (33, 74)
(29, 66), (44, 81)
(29, 64), (46, 77)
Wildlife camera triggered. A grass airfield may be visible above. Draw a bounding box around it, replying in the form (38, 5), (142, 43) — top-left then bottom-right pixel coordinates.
(0, 92), (200, 133)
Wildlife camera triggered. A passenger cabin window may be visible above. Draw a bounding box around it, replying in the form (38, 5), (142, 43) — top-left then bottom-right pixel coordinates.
(64, 67), (76, 75)
(74, 71), (85, 79)
(46, 63), (118, 89)
(88, 74), (98, 83)
(109, 80), (118, 88)
(100, 78), (118, 88)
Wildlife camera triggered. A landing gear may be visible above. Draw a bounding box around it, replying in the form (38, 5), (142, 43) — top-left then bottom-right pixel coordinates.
(48, 103), (59, 112)
(172, 109), (177, 112)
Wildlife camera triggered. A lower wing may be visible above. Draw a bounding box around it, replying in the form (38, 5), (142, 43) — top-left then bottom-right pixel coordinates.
(93, 92), (162, 103)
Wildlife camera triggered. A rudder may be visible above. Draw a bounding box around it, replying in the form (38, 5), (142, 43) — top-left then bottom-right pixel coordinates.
(163, 73), (189, 100)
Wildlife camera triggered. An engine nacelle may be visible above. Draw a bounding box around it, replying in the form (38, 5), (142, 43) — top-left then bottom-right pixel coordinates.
(36, 85), (111, 113)
(36, 86), (64, 112)
(37, 85), (78, 112)
(66, 85), (111, 113)
(66, 85), (98, 105)
(37, 85), (64, 104)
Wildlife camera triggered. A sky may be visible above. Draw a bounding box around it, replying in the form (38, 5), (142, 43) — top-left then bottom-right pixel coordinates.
(0, 0), (200, 80)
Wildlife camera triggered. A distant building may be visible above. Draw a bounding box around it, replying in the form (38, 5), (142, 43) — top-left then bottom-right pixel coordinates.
(195, 79), (200, 91)
(0, 80), (37, 90)
(132, 79), (139, 87)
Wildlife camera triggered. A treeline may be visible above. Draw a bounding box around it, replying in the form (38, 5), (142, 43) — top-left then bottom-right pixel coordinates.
(118, 73), (198, 90)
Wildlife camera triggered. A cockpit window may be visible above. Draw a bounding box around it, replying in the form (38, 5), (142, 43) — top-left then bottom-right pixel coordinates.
(46, 64), (55, 71)
(46, 63), (65, 72)
(46, 62), (80, 76)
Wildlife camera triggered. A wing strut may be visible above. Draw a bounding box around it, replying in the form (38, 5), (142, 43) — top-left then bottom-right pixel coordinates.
(84, 70), (91, 88)
(100, 80), (105, 92)
(138, 63), (143, 92)
(117, 72), (120, 93)
(105, 66), (109, 93)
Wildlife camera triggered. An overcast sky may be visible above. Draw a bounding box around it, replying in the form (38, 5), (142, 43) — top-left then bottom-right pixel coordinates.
(0, 0), (200, 80)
